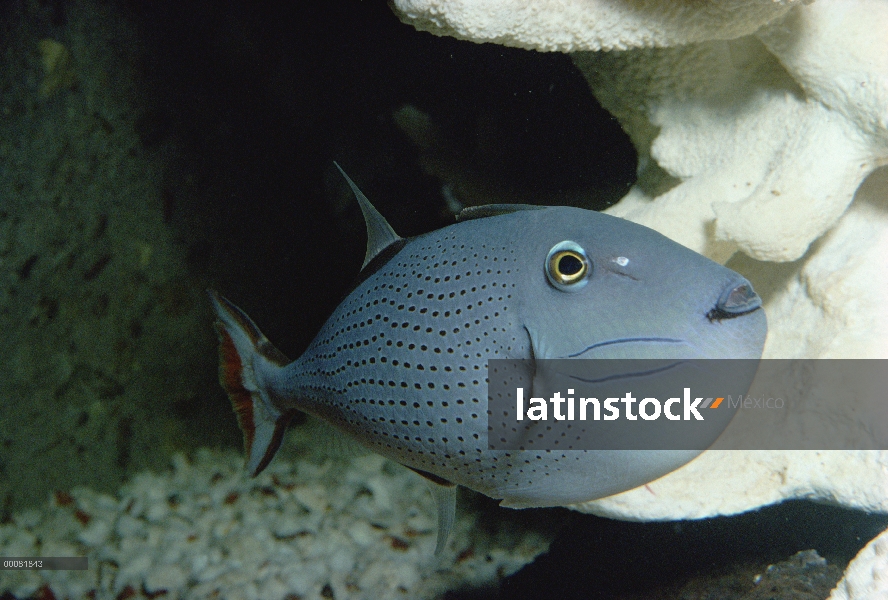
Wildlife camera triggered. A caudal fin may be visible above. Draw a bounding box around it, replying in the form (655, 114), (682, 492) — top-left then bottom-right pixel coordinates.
(208, 290), (294, 476)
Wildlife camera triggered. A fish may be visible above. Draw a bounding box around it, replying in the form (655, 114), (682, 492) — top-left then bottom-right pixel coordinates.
(209, 164), (768, 553)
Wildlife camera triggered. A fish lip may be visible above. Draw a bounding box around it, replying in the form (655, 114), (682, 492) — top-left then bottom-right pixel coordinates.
(706, 304), (763, 323)
(563, 337), (688, 358)
(707, 278), (763, 323)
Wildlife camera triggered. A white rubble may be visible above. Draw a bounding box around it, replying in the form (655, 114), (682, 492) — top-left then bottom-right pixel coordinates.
(0, 448), (550, 600)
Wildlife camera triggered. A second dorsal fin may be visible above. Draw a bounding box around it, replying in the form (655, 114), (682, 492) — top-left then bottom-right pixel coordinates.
(334, 163), (402, 270)
(456, 203), (544, 222)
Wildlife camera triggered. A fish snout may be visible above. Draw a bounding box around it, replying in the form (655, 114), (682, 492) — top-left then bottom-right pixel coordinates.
(707, 278), (762, 322)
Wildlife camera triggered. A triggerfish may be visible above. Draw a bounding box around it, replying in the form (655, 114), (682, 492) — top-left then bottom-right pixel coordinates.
(209, 165), (767, 553)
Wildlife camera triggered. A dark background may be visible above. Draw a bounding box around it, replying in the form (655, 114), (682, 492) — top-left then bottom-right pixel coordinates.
(11, 0), (886, 597)
(129, 0), (636, 358)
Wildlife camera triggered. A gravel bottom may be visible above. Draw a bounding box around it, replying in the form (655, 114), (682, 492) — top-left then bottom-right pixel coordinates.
(0, 448), (550, 599)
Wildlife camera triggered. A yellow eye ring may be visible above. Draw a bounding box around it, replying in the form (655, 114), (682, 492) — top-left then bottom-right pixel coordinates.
(549, 250), (586, 283)
(545, 241), (590, 291)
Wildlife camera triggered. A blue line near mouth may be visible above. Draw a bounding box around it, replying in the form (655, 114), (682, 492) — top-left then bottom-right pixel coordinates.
(564, 337), (686, 358)
(564, 360), (687, 384)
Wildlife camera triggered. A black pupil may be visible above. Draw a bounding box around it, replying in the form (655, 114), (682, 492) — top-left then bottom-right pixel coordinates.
(558, 254), (583, 276)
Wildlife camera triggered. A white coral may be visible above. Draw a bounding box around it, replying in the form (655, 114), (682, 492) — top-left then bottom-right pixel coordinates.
(392, 0), (806, 52)
(830, 526), (888, 600)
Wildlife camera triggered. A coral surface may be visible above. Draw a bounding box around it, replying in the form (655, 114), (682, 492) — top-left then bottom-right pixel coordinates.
(392, 0), (805, 51)
(830, 526), (888, 600)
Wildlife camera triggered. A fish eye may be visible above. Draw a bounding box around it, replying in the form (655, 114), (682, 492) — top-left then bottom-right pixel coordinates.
(545, 241), (590, 291)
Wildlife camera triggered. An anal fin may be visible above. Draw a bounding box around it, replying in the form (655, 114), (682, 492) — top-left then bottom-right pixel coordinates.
(409, 467), (457, 555)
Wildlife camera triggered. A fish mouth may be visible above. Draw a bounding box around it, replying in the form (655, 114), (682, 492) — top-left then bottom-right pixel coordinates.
(564, 337), (688, 358)
(706, 304), (762, 322)
(706, 278), (763, 323)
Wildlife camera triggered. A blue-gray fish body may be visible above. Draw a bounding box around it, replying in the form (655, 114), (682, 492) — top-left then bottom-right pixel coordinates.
(210, 167), (767, 552)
